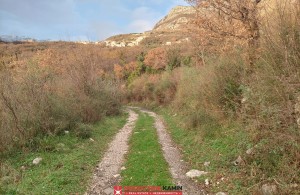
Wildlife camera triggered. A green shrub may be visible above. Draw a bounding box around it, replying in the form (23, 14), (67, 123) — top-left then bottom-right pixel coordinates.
(74, 124), (93, 139)
(166, 47), (182, 70)
(220, 80), (242, 114)
(182, 56), (192, 67)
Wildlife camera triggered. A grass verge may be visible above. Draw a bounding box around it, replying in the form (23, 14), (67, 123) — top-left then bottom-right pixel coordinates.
(121, 111), (173, 186)
(0, 114), (127, 195)
(159, 108), (252, 194)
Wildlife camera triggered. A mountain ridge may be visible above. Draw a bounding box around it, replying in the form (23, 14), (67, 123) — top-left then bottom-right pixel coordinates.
(104, 5), (196, 47)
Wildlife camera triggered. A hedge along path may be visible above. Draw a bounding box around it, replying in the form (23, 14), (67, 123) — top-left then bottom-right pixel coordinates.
(86, 109), (138, 195)
(140, 108), (205, 195)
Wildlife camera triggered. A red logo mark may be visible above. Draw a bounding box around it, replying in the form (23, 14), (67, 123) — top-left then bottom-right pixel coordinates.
(114, 186), (122, 195)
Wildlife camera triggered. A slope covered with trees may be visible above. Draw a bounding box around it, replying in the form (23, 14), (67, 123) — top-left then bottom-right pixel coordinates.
(120, 0), (300, 193)
(0, 0), (299, 194)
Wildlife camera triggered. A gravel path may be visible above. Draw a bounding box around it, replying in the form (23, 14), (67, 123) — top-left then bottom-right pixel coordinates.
(86, 107), (204, 195)
(86, 109), (138, 195)
(141, 109), (205, 195)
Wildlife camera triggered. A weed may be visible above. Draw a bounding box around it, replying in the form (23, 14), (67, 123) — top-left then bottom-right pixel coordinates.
(74, 124), (93, 139)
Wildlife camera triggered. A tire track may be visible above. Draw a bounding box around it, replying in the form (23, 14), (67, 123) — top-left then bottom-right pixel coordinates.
(86, 109), (138, 195)
(140, 109), (205, 195)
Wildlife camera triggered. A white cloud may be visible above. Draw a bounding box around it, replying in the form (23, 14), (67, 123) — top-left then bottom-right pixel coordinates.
(0, 0), (189, 41)
(132, 7), (152, 19)
(90, 21), (121, 40)
(69, 35), (89, 41)
(126, 6), (163, 33)
(129, 20), (153, 32)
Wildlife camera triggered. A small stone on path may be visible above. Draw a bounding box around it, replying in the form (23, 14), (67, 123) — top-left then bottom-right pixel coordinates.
(290, 183), (298, 188)
(232, 155), (244, 166)
(246, 148), (254, 155)
(103, 187), (114, 195)
(204, 161), (210, 166)
(186, 169), (208, 178)
(261, 184), (277, 195)
(205, 179), (209, 186)
(121, 166), (126, 170)
(216, 192), (227, 195)
(32, 157), (42, 165)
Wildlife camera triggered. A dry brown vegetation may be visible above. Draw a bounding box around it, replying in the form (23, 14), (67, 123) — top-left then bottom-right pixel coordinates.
(0, 42), (144, 152)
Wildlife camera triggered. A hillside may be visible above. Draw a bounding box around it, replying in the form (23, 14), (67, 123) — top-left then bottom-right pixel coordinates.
(104, 6), (196, 47)
(1, 1), (299, 194)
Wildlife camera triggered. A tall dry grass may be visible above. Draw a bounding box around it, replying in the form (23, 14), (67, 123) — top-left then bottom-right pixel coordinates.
(239, 0), (300, 191)
(0, 46), (122, 153)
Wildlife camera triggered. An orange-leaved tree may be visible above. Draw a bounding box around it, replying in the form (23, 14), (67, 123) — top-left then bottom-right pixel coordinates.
(187, 0), (261, 70)
(144, 47), (168, 71)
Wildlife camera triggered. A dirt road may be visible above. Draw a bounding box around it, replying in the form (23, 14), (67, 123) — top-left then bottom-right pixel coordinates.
(86, 108), (204, 195)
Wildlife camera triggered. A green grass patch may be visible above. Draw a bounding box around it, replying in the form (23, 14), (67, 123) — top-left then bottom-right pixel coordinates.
(159, 108), (252, 194)
(121, 112), (173, 186)
(0, 114), (127, 195)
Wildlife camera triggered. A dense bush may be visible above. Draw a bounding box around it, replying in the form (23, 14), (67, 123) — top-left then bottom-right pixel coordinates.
(75, 124), (93, 139)
(127, 70), (178, 105)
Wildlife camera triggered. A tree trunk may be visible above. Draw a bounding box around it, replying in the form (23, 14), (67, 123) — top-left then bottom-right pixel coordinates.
(245, 2), (261, 73)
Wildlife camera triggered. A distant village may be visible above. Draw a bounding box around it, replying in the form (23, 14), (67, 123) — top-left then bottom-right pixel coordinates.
(0, 35), (104, 45)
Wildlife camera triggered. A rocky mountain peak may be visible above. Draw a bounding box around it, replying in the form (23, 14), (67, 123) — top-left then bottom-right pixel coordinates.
(104, 5), (196, 47)
(153, 6), (196, 31)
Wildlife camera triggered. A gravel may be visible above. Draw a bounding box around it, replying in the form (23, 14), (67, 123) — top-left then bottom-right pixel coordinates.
(141, 109), (205, 195)
(86, 107), (205, 195)
(86, 109), (138, 195)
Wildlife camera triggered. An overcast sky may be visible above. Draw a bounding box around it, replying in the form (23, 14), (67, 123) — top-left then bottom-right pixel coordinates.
(0, 0), (188, 41)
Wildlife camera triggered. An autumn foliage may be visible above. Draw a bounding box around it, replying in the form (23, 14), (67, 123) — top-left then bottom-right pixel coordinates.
(144, 47), (167, 70)
(0, 42), (123, 152)
(187, 0), (261, 68)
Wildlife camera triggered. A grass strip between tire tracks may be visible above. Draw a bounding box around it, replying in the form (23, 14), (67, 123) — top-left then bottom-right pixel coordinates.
(121, 111), (173, 186)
